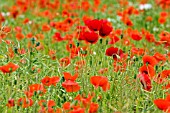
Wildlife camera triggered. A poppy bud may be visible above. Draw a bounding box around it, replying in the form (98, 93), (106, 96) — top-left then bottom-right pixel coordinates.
(31, 37), (36, 44)
(36, 42), (40, 47)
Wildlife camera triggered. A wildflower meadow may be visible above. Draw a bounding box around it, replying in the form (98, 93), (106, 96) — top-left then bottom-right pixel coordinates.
(0, 0), (170, 113)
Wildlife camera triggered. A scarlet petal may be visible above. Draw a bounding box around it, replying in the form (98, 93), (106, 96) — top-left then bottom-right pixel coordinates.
(63, 102), (71, 110)
(62, 80), (80, 92)
(90, 76), (110, 91)
(138, 73), (152, 91)
(0, 62), (19, 73)
(84, 31), (99, 44)
(154, 99), (170, 111)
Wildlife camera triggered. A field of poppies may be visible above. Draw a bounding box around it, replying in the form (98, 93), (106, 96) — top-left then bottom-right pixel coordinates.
(0, 0), (170, 113)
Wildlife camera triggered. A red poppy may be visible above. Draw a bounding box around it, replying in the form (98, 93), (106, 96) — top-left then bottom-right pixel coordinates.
(69, 106), (85, 113)
(38, 99), (56, 107)
(98, 68), (108, 74)
(153, 52), (166, 62)
(154, 70), (170, 84)
(48, 100), (56, 107)
(16, 33), (24, 40)
(89, 102), (99, 113)
(105, 47), (124, 60)
(144, 32), (155, 42)
(75, 60), (86, 71)
(41, 76), (51, 86)
(63, 102), (71, 110)
(28, 84), (46, 95)
(50, 76), (60, 86)
(0, 62), (19, 73)
(42, 24), (51, 32)
(108, 35), (120, 44)
(159, 31), (170, 47)
(6, 99), (15, 108)
(17, 98), (33, 108)
(131, 47), (144, 56)
(63, 72), (78, 81)
(154, 99), (170, 112)
(90, 76), (110, 91)
(74, 93), (94, 107)
(138, 73), (152, 91)
(24, 91), (33, 98)
(66, 41), (76, 52)
(52, 32), (64, 42)
(38, 100), (56, 113)
(59, 57), (71, 67)
(142, 55), (158, 66)
(83, 31), (99, 44)
(139, 64), (155, 78)
(86, 19), (102, 31)
(64, 17), (74, 26)
(99, 20), (113, 37)
(48, 49), (56, 60)
(2, 26), (11, 33)
(131, 30), (142, 41)
(62, 80), (80, 92)
(41, 76), (60, 86)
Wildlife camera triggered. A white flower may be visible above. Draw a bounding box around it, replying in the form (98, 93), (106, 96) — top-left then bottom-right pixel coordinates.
(139, 4), (152, 10)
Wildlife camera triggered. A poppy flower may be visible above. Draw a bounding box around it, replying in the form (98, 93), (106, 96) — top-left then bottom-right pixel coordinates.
(99, 21), (113, 37)
(66, 41), (76, 52)
(64, 17), (74, 26)
(52, 32), (64, 42)
(0, 62), (19, 73)
(16, 33), (25, 40)
(59, 57), (71, 67)
(155, 70), (170, 84)
(42, 24), (51, 32)
(69, 106), (85, 113)
(142, 55), (158, 66)
(28, 84), (46, 95)
(63, 102), (71, 110)
(154, 99), (170, 112)
(24, 91), (33, 98)
(86, 19), (102, 31)
(108, 35), (120, 44)
(144, 32), (155, 42)
(138, 73), (152, 91)
(158, 17), (166, 24)
(90, 76), (110, 91)
(38, 100), (56, 113)
(131, 47), (144, 56)
(38, 99), (56, 107)
(98, 68), (108, 74)
(74, 93), (94, 107)
(153, 52), (166, 62)
(2, 26), (11, 33)
(89, 102), (99, 113)
(62, 80), (80, 92)
(105, 47), (124, 60)
(41, 76), (60, 86)
(63, 72), (78, 81)
(48, 100), (56, 107)
(131, 30), (142, 41)
(50, 76), (60, 86)
(41, 76), (51, 86)
(17, 98), (33, 108)
(6, 99), (15, 108)
(75, 60), (86, 71)
(139, 64), (155, 78)
(48, 49), (56, 60)
(83, 31), (99, 44)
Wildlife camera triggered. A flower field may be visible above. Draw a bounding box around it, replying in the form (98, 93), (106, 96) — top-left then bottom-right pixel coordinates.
(0, 0), (170, 113)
